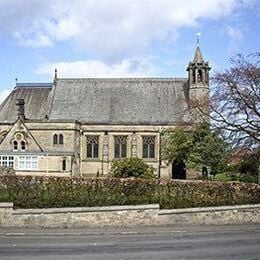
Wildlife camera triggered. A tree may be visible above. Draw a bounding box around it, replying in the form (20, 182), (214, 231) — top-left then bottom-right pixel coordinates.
(110, 158), (155, 179)
(189, 123), (228, 175)
(162, 127), (193, 165)
(191, 52), (260, 148)
(162, 123), (228, 175)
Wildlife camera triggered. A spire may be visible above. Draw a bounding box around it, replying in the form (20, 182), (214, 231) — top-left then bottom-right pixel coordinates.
(193, 33), (204, 63)
(193, 46), (204, 63)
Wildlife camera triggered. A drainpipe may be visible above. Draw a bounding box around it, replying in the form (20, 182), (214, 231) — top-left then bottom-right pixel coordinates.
(158, 128), (162, 179)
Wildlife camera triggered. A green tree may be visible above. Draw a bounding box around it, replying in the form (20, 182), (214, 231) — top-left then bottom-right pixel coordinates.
(162, 123), (228, 175)
(110, 158), (155, 179)
(189, 123), (228, 175)
(162, 127), (193, 164)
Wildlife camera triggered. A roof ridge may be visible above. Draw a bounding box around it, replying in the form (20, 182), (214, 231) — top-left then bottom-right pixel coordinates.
(57, 77), (188, 81)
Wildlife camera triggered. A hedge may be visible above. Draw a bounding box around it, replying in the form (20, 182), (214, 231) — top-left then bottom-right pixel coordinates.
(0, 176), (259, 209)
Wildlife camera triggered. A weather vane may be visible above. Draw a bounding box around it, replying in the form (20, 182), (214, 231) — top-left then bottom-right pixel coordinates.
(196, 32), (201, 46)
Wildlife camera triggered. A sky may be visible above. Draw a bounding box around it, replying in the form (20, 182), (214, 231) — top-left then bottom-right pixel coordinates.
(0, 0), (259, 103)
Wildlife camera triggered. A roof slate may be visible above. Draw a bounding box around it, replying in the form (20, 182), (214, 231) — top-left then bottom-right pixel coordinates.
(49, 78), (189, 124)
(0, 85), (53, 122)
(0, 78), (190, 124)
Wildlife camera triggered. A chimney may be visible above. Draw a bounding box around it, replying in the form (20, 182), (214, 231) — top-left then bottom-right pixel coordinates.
(16, 99), (26, 120)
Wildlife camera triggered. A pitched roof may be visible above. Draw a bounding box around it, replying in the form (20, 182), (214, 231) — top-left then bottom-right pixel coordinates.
(0, 78), (190, 125)
(0, 84), (53, 122)
(49, 78), (189, 124)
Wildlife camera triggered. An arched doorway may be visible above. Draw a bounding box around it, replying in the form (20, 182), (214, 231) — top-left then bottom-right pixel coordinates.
(172, 160), (186, 179)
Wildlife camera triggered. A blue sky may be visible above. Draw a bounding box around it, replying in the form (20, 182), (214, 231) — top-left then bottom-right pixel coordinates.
(0, 0), (259, 102)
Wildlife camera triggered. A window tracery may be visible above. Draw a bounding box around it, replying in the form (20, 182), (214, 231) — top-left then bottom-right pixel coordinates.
(142, 136), (155, 158)
(114, 136), (127, 159)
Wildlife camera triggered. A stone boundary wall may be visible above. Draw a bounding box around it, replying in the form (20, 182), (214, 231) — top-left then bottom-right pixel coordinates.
(0, 203), (259, 228)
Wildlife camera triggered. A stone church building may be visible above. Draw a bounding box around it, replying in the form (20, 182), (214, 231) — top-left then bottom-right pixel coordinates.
(0, 46), (210, 179)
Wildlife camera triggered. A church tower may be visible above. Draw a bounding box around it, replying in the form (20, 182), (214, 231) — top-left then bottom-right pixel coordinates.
(187, 39), (211, 121)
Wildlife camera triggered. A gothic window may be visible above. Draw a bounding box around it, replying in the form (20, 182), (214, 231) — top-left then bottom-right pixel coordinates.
(142, 136), (155, 158)
(53, 134), (64, 145)
(197, 69), (203, 83)
(21, 140), (26, 151)
(192, 70), (196, 83)
(114, 136), (127, 159)
(87, 136), (99, 158)
(53, 134), (58, 145)
(13, 140), (18, 151)
(59, 134), (64, 145)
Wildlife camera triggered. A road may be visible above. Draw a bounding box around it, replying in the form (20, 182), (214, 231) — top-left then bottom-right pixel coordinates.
(0, 224), (259, 260)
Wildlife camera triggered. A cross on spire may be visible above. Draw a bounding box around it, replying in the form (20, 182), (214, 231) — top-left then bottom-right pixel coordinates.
(196, 32), (201, 46)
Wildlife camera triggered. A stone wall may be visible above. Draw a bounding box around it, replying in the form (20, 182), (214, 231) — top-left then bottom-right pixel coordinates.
(0, 203), (259, 228)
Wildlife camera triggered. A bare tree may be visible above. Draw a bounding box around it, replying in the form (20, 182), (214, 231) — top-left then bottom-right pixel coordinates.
(190, 52), (260, 148)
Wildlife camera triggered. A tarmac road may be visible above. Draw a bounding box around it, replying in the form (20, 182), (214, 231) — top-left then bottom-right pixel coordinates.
(0, 224), (259, 260)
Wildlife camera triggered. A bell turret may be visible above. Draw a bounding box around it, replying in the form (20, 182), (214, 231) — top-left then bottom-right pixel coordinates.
(187, 34), (211, 121)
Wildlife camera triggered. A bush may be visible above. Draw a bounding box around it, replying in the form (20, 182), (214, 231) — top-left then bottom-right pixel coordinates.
(0, 167), (15, 175)
(214, 172), (258, 184)
(0, 176), (259, 209)
(110, 158), (155, 179)
(214, 173), (232, 182)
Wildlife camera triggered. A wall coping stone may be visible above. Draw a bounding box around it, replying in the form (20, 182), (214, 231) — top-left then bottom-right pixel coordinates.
(159, 204), (260, 215)
(0, 202), (13, 208)
(13, 204), (160, 215)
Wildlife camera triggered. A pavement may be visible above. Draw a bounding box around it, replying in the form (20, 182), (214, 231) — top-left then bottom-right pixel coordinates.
(0, 224), (259, 260)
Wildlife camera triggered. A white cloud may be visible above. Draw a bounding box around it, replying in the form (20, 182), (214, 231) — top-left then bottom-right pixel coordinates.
(0, 0), (256, 59)
(0, 88), (12, 104)
(226, 26), (243, 40)
(225, 25), (244, 53)
(14, 32), (53, 48)
(34, 58), (160, 78)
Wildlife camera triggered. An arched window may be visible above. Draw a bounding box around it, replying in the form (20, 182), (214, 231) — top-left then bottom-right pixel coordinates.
(197, 69), (203, 83)
(13, 140), (18, 151)
(192, 70), (196, 83)
(114, 136), (127, 159)
(59, 134), (64, 145)
(87, 136), (99, 158)
(53, 134), (58, 145)
(142, 136), (155, 158)
(21, 140), (26, 151)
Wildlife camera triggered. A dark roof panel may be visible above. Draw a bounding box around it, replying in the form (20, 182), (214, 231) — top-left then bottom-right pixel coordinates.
(0, 85), (53, 122)
(49, 78), (189, 124)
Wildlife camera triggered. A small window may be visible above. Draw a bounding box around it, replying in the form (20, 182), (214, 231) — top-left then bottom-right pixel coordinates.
(13, 140), (18, 151)
(59, 134), (64, 145)
(21, 141), (26, 151)
(142, 136), (155, 159)
(114, 136), (127, 159)
(87, 136), (99, 158)
(62, 159), (66, 171)
(0, 156), (14, 168)
(53, 134), (58, 145)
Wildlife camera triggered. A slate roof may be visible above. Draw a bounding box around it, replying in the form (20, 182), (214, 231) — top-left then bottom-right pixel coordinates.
(49, 78), (189, 124)
(0, 78), (190, 124)
(0, 84), (53, 122)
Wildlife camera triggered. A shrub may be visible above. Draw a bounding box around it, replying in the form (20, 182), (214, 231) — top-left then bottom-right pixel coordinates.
(0, 167), (15, 175)
(110, 158), (155, 179)
(214, 173), (232, 182)
(0, 176), (259, 209)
